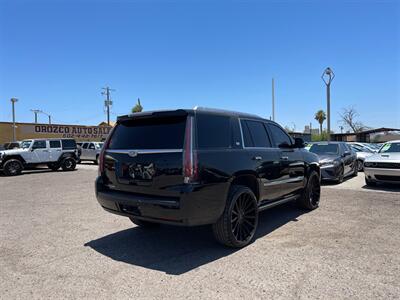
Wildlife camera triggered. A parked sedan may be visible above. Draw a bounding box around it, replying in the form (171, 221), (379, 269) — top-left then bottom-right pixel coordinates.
(308, 142), (358, 183)
(364, 140), (400, 186)
(349, 144), (374, 171)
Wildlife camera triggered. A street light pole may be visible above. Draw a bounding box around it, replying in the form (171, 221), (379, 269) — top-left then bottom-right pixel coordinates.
(321, 67), (335, 141)
(272, 78), (275, 121)
(10, 98), (18, 142)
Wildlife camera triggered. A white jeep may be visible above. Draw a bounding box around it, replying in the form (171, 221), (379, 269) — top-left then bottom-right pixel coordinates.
(0, 139), (79, 176)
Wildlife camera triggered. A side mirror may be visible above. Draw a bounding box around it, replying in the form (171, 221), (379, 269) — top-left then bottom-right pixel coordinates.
(294, 138), (305, 148)
(343, 151), (351, 157)
(278, 141), (292, 148)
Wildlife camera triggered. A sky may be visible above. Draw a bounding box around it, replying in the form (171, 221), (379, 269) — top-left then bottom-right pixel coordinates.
(0, 0), (399, 132)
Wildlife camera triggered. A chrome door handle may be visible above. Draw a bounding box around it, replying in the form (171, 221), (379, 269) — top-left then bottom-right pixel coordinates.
(281, 156), (289, 160)
(253, 156), (262, 161)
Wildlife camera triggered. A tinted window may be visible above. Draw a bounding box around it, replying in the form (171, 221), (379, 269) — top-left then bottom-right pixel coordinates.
(109, 117), (186, 149)
(33, 140), (47, 149)
(50, 140), (61, 148)
(268, 124), (292, 147)
(61, 139), (77, 150)
(309, 143), (339, 155)
(196, 114), (231, 149)
(241, 120), (271, 147)
(241, 120), (254, 147)
(82, 143), (89, 149)
(89, 143), (95, 150)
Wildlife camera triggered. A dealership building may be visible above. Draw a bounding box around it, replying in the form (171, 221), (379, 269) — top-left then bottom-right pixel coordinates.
(0, 121), (113, 145)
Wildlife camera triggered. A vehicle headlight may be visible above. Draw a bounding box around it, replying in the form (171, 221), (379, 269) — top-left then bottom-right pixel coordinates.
(320, 160), (339, 167)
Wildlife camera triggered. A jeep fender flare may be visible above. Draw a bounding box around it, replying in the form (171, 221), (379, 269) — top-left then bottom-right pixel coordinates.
(2, 154), (26, 165)
(57, 153), (77, 164)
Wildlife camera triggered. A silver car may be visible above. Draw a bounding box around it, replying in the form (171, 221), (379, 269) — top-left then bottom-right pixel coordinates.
(349, 144), (374, 171)
(79, 142), (104, 164)
(364, 140), (400, 186)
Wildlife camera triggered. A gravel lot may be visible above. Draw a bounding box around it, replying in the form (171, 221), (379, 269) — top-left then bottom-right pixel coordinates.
(1, 164), (399, 299)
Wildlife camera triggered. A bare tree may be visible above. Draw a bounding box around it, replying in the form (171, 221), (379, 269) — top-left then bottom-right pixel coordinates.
(339, 106), (366, 133)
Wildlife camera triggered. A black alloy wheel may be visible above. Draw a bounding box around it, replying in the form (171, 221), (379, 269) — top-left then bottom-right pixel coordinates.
(3, 159), (23, 176)
(213, 185), (259, 248)
(61, 158), (76, 171)
(297, 170), (320, 210)
(231, 193), (258, 243)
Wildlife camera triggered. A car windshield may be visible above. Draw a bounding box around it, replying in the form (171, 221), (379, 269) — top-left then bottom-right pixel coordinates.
(20, 140), (32, 149)
(309, 143), (339, 155)
(379, 142), (400, 153)
(96, 143), (104, 149)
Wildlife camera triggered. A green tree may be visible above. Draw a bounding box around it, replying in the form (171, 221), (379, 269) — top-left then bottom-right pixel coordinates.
(131, 98), (143, 113)
(314, 109), (326, 134)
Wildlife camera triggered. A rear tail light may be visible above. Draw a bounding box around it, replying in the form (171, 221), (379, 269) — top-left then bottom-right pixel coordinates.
(98, 125), (116, 175)
(183, 116), (198, 183)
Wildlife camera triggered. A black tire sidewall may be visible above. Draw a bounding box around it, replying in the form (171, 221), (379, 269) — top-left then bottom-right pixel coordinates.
(4, 159), (23, 176)
(357, 160), (364, 172)
(298, 170), (320, 210)
(62, 158), (76, 171)
(337, 165), (344, 183)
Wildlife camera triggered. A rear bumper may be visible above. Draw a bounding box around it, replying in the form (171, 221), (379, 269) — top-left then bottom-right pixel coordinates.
(95, 176), (229, 226)
(364, 167), (400, 184)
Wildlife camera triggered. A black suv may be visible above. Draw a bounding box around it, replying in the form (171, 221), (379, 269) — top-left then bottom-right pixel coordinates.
(95, 108), (321, 248)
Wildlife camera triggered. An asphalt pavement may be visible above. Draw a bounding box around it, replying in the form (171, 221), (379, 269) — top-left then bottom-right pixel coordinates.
(0, 164), (399, 299)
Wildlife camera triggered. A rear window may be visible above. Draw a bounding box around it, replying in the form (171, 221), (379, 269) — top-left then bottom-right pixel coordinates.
(61, 139), (77, 150)
(50, 140), (61, 148)
(109, 117), (186, 149)
(196, 114), (231, 149)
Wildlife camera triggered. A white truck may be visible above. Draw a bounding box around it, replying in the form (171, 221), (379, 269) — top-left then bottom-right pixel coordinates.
(0, 139), (79, 176)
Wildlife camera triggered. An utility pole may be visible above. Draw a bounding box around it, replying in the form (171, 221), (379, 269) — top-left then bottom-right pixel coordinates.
(271, 78), (275, 121)
(10, 98), (18, 142)
(30, 109), (42, 123)
(322, 67), (335, 141)
(41, 111), (51, 124)
(102, 86), (115, 126)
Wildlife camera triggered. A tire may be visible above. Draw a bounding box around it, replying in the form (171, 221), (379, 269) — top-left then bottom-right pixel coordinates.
(3, 159), (23, 176)
(352, 162), (358, 177)
(94, 155), (99, 165)
(212, 185), (259, 248)
(297, 170), (321, 210)
(129, 217), (160, 228)
(336, 165), (344, 184)
(365, 177), (377, 187)
(61, 157), (76, 171)
(357, 160), (364, 172)
(47, 163), (60, 171)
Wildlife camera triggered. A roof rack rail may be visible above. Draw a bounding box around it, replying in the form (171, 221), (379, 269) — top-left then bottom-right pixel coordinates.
(193, 106), (261, 119)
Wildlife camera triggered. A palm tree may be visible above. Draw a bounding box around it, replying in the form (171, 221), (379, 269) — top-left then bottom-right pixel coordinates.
(314, 109), (326, 134)
(131, 98), (143, 113)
